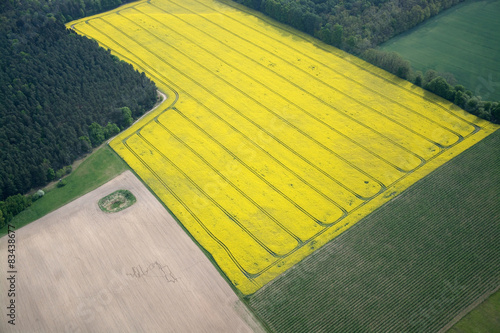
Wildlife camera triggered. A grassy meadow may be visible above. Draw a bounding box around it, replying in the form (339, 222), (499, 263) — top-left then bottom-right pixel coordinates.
(249, 129), (500, 332)
(69, 0), (498, 295)
(0, 145), (129, 237)
(381, 0), (500, 100)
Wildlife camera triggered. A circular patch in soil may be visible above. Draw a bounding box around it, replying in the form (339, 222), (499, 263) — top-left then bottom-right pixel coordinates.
(98, 189), (136, 213)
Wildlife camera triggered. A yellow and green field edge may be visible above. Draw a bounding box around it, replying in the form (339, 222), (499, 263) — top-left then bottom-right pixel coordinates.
(248, 129), (500, 332)
(69, 0), (499, 295)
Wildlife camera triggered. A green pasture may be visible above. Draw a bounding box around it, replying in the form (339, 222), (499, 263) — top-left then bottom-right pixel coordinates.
(381, 0), (500, 101)
(248, 129), (500, 332)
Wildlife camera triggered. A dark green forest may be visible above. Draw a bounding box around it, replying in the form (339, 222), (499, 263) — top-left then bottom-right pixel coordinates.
(233, 0), (465, 53)
(0, 0), (157, 221)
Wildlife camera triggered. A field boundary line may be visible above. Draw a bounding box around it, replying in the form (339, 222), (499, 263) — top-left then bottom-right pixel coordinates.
(113, 7), (386, 200)
(136, 3), (426, 174)
(210, 0), (483, 132)
(152, 116), (304, 243)
(438, 284), (500, 333)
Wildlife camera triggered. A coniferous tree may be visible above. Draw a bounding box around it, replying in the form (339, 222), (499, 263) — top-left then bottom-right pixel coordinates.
(0, 0), (157, 201)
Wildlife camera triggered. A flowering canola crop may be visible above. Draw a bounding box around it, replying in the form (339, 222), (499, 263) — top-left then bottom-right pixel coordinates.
(69, 0), (499, 294)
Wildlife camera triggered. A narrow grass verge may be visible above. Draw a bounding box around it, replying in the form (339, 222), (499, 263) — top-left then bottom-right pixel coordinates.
(0, 145), (129, 237)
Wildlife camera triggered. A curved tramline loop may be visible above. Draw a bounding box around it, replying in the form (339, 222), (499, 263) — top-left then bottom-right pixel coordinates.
(88, 14), (372, 201)
(132, 4), (424, 174)
(78, 18), (355, 216)
(134, 131), (285, 258)
(152, 117), (309, 237)
(189, 0), (481, 137)
(120, 138), (261, 287)
(168, 109), (350, 219)
(112, 10), (386, 200)
(75, 19), (350, 274)
(154, 115), (346, 228)
(69, 0), (498, 294)
(153, 0), (469, 149)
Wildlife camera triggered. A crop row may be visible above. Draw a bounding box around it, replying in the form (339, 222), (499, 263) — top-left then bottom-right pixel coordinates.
(249, 130), (500, 331)
(70, 0), (497, 294)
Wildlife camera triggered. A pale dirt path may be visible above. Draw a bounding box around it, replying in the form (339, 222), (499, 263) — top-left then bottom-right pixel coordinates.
(0, 170), (265, 332)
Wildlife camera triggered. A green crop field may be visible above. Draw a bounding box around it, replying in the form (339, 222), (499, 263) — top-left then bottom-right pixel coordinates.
(381, 0), (500, 101)
(248, 129), (500, 332)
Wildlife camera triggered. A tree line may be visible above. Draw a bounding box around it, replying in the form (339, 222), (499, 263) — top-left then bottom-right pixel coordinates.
(232, 0), (499, 124)
(0, 0), (157, 224)
(233, 0), (465, 54)
(361, 49), (500, 123)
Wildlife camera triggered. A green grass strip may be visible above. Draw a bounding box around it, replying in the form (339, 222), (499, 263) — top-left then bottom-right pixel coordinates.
(0, 145), (129, 237)
(248, 129), (500, 332)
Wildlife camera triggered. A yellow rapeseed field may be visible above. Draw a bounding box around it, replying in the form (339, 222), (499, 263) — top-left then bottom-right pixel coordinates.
(69, 0), (499, 294)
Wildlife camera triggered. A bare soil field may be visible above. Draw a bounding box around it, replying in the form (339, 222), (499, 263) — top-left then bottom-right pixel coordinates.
(0, 170), (264, 332)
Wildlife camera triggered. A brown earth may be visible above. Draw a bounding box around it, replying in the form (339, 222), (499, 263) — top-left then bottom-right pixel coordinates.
(0, 170), (265, 332)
